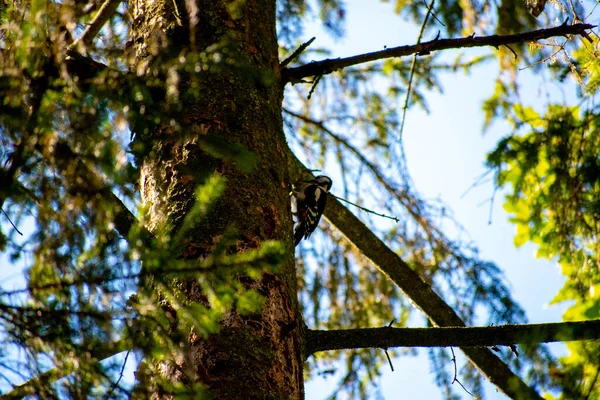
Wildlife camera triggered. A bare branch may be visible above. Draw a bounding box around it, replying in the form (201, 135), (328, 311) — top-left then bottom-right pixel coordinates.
(106, 350), (131, 399)
(400, 0), (436, 141)
(383, 349), (394, 371)
(329, 193), (399, 222)
(306, 320), (600, 356)
(0, 208), (22, 236)
(282, 22), (595, 84)
(450, 347), (476, 398)
(70, 0), (122, 51)
(280, 37), (316, 68)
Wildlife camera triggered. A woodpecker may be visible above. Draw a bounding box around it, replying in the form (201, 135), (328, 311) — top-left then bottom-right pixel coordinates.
(292, 175), (332, 246)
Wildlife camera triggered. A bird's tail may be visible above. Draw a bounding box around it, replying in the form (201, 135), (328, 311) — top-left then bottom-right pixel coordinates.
(294, 224), (306, 247)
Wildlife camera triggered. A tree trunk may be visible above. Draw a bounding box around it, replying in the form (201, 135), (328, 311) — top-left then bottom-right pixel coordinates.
(131, 0), (303, 397)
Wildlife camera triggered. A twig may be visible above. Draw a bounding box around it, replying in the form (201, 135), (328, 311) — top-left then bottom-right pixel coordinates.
(567, 0), (580, 23)
(383, 349), (394, 372)
(519, 41), (567, 70)
(399, 0), (436, 142)
(281, 37), (316, 68)
(487, 186), (496, 225)
(329, 193), (399, 223)
(383, 320), (396, 371)
(504, 44), (518, 60)
(105, 350), (131, 399)
(422, 0), (445, 27)
(282, 22), (595, 83)
(0, 141), (25, 211)
(460, 169), (493, 199)
(450, 347), (476, 398)
(586, 1), (600, 21)
(307, 74), (322, 99)
(0, 208), (23, 236)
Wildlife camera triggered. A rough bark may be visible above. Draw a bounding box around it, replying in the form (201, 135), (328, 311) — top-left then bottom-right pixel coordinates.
(131, 0), (302, 398)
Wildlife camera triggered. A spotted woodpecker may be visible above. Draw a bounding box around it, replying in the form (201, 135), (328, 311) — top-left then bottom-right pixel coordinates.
(292, 175), (332, 246)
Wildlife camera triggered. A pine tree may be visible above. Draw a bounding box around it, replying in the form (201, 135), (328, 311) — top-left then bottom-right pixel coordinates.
(1, 0), (599, 398)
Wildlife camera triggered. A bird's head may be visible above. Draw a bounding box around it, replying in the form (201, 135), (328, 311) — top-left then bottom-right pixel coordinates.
(311, 175), (332, 192)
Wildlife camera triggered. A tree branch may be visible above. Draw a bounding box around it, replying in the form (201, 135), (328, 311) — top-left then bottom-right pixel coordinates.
(47, 140), (150, 243)
(0, 60), (52, 212)
(70, 0), (122, 50)
(289, 155), (544, 400)
(400, 0), (436, 142)
(282, 22), (595, 84)
(64, 49), (113, 81)
(306, 320), (600, 356)
(2, 340), (128, 400)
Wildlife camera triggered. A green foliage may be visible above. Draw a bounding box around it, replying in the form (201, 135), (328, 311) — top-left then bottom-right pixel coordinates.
(487, 105), (600, 260)
(488, 101), (600, 397)
(572, 38), (600, 94)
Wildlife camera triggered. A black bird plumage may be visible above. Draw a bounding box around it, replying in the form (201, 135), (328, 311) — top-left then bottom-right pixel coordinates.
(292, 176), (332, 246)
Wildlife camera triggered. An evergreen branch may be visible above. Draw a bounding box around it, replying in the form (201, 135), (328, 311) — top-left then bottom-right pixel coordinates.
(0, 251), (280, 297)
(289, 155), (544, 400)
(306, 320), (600, 356)
(0, 139), (26, 212)
(281, 22), (595, 83)
(42, 140), (152, 245)
(0, 304), (114, 322)
(62, 50), (167, 109)
(1, 339), (129, 400)
(0, 61), (51, 212)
